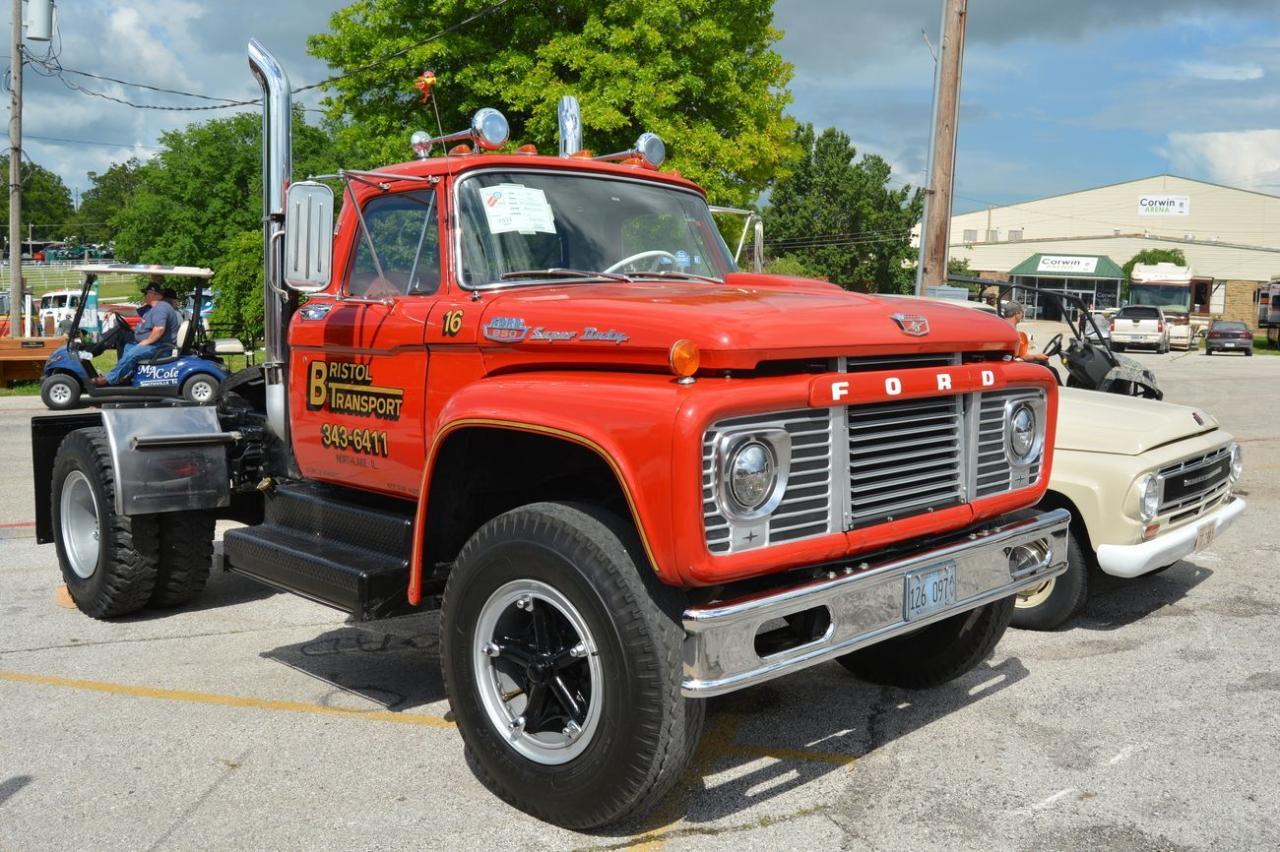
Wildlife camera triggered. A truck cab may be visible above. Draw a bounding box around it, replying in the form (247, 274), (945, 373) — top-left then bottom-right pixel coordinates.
(31, 40), (1070, 831)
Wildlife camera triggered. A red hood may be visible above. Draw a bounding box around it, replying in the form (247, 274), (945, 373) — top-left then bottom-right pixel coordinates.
(477, 273), (1016, 372)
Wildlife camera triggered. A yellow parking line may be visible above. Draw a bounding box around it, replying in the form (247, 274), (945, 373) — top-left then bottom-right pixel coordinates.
(0, 670), (454, 729)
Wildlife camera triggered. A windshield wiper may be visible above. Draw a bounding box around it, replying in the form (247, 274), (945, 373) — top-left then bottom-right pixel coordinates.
(499, 268), (633, 284)
(630, 270), (723, 284)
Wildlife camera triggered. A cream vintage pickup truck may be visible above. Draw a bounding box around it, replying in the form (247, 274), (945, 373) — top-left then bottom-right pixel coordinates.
(924, 290), (1245, 629)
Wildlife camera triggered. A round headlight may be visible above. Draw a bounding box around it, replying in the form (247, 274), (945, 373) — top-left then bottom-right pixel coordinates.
(1009, 402), (1037, 461)
(729, 441), (776, 511)
(1138, 474), (1161, 522)
(1229, 443), (1243, 483)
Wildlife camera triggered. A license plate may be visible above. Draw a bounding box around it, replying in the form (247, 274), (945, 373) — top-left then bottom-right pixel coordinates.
(904, 561), (957, 622)
(1195, 523), (1216, 551)
(1224, 342), (1236, 348)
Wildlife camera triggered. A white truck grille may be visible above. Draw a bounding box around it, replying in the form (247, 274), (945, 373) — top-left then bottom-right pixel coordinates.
(702, 384), (1045, 554)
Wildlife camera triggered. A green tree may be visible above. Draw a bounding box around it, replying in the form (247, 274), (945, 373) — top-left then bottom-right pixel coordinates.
(212, 229), (265, 338)
(762, 124), (922, 292)
(308, 0), (796, 207)
(112, 110), (339, 317)
(0, 156), (76, 247)
(1121, 248), (1186, 280)
(76, 159), (143, 244)
(1121, 248), (1187, 300)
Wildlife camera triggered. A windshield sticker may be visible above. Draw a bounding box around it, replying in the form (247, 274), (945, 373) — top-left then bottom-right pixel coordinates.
(478, 184), (556, 235)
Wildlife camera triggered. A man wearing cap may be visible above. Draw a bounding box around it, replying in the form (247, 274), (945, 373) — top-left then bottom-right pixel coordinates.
(94, 280), (181, 386)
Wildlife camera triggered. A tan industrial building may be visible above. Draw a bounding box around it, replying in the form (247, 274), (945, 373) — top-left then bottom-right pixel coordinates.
(948, 175), (1278, 327)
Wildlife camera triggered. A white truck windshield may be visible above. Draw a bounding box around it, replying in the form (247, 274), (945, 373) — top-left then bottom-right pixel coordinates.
(456, 171), (736, 287)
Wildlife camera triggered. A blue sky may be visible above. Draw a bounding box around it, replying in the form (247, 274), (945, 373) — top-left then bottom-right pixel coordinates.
(8, 0), (1280, 219)
(776, 0), (1280, 211)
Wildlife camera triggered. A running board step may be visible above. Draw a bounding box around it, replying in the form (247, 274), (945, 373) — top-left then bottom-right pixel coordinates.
(222, 525), (409, 621)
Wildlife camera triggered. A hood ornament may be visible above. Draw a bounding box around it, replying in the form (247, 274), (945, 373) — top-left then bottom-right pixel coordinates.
(890, 312), (930, 337)
(1192, 411), (1205, 426)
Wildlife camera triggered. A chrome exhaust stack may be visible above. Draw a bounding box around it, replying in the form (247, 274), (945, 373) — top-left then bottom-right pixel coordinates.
(248, 38), (292, 441)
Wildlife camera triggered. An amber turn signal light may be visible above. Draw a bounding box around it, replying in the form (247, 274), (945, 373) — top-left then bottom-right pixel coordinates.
(669, 339), (700, 378)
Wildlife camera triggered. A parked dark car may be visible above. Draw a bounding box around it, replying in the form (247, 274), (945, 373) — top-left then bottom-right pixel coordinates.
(1205, 320), (1254, 356)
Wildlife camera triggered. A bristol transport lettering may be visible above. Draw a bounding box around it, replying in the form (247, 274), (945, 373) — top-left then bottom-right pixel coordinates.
(307, 361), (405, 421)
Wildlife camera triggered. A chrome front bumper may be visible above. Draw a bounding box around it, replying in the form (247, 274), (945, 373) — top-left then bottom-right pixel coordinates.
(681, 508), (1070, 697)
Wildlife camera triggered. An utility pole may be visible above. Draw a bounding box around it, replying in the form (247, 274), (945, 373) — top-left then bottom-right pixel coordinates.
(915, 0), (967, 295)
(7, 0), (22, 337)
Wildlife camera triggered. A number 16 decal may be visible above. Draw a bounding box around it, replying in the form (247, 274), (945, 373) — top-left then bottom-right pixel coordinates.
(443, 309), (464, 337)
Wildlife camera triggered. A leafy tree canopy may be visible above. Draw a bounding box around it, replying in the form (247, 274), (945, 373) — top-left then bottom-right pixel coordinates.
(77, 158), (143, 245)
(111, 110), (339, 333)
(308, 0), (796, 207)
(0, 156), (76, 246)
(762, 124), (922, 292)
(1122, 247), (1187, 280)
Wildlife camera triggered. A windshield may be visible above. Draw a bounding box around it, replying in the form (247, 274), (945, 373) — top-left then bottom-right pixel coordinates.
(1130, 284), (1190, 311)
(1117, 306), (1160, 320)
(456, 170), (736, 287)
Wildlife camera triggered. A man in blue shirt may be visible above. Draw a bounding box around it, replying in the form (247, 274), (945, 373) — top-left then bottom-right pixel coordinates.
(95, 280), (181, 386)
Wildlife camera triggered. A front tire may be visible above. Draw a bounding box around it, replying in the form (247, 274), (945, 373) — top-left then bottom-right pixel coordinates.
(1011, 526), (1090, 630)
(41, 374), (82, 410)
(441, 502), (701, 830)
(836, 597), (1014, 689)
(51, 428), (160, 618)
(181, 374), (220, 404)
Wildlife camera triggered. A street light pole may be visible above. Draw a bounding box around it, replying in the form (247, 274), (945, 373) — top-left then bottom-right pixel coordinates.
(915, 0), (967, 296)
(8, 0), (23, 337)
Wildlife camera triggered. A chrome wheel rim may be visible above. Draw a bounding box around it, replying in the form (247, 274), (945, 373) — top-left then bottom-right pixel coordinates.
(1016, 577), (1055, 609)
(48, 381), (73, 406)
(60, 470), (101, 579)
(189, 380), (215, 403)
(472, 579), (603, 765)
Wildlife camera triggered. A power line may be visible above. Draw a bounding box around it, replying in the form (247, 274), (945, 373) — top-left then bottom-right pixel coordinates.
(29, 0), (520, 112)
(24, 133), (159, 151)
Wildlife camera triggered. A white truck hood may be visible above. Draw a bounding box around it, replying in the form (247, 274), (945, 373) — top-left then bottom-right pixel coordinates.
(1055, 387), (1219, 456)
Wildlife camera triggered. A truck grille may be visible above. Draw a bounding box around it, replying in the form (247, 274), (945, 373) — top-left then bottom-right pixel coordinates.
(974, 389), (1043, 498)
(847, 396), (964, 525)
(702, 387), (1045, 554)
(1158, 444), (1232, 521)
(702, 409), (835, 555)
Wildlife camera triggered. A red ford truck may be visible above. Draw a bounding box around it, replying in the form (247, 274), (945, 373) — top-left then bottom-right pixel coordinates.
(31, 40), (1069, 829)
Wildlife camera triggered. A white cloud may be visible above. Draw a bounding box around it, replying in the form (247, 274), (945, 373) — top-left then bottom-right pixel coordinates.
(1163, 129), (1280, 188)
(1178, 60), (1264, 80)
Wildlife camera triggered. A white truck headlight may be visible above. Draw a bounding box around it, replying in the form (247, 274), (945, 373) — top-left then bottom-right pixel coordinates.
(716, 429), (791, 521)
(1005, 399), (1044, 466)
(1137, 474), (1161, 522)
(1229, 443), (1243, 483)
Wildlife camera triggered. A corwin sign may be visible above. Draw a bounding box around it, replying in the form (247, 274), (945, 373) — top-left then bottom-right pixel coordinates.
(1138, 194), (1190, 217)
(1036, 255), (1098, 274)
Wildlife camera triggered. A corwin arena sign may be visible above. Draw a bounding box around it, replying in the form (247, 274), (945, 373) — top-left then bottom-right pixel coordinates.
(1036, 255), (1098, 274)
(1138, 194), (1190, 216)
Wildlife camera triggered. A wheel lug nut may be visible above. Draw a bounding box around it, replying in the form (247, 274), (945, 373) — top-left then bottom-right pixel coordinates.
(481, 642), (500, 657)
(516, 595), (532, 610)
(509, 716), (526, 736)
(562, 721), (581, 738)
(569, 643), (587, 658)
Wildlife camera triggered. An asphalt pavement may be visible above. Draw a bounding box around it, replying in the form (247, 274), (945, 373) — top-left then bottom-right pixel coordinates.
(1, 348), (1278, 851)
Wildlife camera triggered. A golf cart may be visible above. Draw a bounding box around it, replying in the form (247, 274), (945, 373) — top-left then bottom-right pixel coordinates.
(951, 276), (1163, 400)
(39, 264), (230, 410)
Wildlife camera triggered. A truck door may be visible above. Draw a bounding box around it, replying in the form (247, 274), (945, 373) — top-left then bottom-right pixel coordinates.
(290, 188), (443, 499)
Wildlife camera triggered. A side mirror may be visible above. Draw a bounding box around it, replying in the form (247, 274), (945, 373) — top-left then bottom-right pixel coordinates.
(284, 181), (334, 292)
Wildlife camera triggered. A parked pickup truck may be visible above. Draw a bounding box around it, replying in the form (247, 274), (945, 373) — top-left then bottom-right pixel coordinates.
(1110, 305), (1171, 353)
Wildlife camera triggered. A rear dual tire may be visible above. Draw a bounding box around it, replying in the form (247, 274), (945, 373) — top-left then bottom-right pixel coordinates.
(52, 428), (214, 618)
(441, 502), (702, 830)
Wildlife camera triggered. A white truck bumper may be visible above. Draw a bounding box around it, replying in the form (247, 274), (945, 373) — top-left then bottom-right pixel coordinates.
(1096, 496), (1245, 578)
